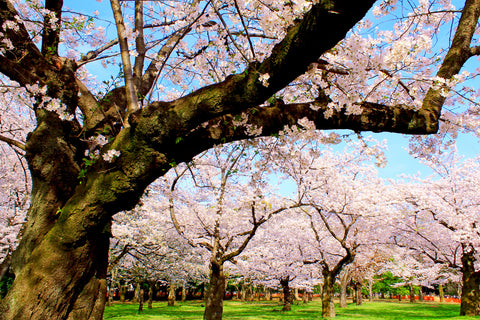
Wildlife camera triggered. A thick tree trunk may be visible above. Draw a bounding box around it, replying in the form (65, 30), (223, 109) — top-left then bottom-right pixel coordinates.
(168, 283), (176, 306)
(322, 273), (336, 318)
(409, 283), (415, 303)
(280, 277), (292, 311)
(460, 249), (480, 316)
(355, 281), (362, 306)
(0, 211), (110, 320)
(204, 261), (226, 320)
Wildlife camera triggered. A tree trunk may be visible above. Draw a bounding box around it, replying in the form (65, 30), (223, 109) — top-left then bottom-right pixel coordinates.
(134, 281), (140, 303)
(460, 249), (480, 316)
(409, 283), (415, 303)
(280, 277), (292, 311)
(418, 286), (424, 302)
(266, 288), (272, 301)
(322, 273), (336, 318)
(148, 282), (153, 309)
(339, 277), (348, 308)
(138, 288), (144, 313)
(181, 285), (187, 302)
(0, 211), (111, 320)
(120, 284), (126, 303)
(204, 261), (226, 320)
(368, 278), (373, 301)
(439, 283), (444, 303)
(355, 281), (362, 305)
(168, 283), (176, 306)
(302, 289), (308, 304)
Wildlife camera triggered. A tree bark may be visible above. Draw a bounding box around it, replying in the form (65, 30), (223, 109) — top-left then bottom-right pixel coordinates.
(148, 282), (153, 309)
(181, 285), (187, 302)
(138, 288), (144, 314)
(460, 248), (480, 316)
(339, 270), (349, 308)
(280, 277), (292, 311)
(439, 284), (444, 303)
(322, 273), (336, 318)
(204, 261), (226, 320)
(355, 281), (362, 306)
(168, 282), (176, 306)
(409, 283), (415, 303)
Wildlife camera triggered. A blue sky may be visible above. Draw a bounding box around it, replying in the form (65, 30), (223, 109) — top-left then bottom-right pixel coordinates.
(67, 1), (479, 180)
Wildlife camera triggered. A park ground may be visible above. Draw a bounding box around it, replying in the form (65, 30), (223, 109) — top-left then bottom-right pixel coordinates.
(103, 299), (477, 319)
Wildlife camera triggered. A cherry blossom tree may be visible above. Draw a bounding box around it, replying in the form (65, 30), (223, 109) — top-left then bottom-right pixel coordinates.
(156, 141), (301, 320)
(0, 0), (478, 319)
(266, 132), (392, 318)
(238, 213), (320, 312)
(392, 150), (480, 315)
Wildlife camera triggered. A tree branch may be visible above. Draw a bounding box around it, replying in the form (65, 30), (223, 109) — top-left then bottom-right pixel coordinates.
(0, 134), (26, 151)
(110, 0), (139, 122)
(41, 0), (63, 57)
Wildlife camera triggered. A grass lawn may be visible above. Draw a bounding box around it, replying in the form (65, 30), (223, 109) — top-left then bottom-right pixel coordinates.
(103, 299), (477, 319)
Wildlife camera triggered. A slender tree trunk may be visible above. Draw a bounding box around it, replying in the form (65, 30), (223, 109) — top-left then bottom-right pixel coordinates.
(280, 277), (292, 311)
(138, 288), (144, 313)
(368, 278), (373, 301)
(107, 284), (114, 307)
(302, 289), (308, 304)
(294, 288), (300, 301)
(460, 249), (480, 316)
(418, 286), (424, 302)
(322, 273), (336, 318)
(339, 274), (349, 308)
(181, 285), (187, 302)
(148, 282), (153, 309)
(168, 282), (176, 306)
(120, 284), (126, 303)
(439, 284), (444, 303)
(204, 261), (226, 320)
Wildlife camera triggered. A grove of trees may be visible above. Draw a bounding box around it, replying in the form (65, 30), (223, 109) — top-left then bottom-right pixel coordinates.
(0, 0), (479, 319)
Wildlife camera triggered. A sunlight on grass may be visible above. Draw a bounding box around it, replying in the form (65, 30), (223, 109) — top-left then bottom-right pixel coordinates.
(103, 300), (477, 320)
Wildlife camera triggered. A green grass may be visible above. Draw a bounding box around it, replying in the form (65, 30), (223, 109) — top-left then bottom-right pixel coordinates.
(103, 300), (477, 319)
